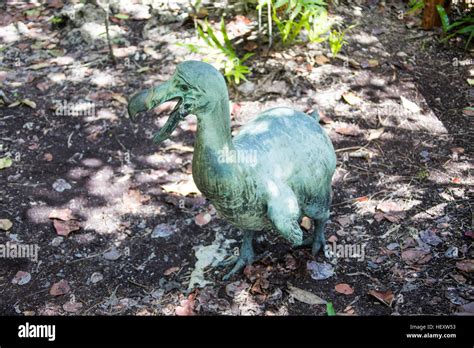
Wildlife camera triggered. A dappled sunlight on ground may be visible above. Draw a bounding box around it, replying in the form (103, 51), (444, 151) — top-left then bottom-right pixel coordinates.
(0, 0), (471, 317)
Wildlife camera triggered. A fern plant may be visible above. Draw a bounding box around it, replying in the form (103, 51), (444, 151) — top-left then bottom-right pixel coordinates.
(407, 0), (424, 15)
(182, 18), (253, 84)
(258, 0), (330, 45)
(436, 6), (473, 49)
(328, 24), (355, 57)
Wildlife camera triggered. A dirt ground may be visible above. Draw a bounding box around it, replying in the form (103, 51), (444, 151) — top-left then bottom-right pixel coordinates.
(0, 0), (472, 316)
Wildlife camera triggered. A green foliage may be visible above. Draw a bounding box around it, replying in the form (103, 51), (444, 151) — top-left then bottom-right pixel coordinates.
(326, 302), (336, 316)
(328, 30), (344, 56)
(407, 0), (424, 14)
(328, 24), (354, 57)
(50, 16), (64, 25)
(416, 169), (429, 180)
(307, 9), (331, 43)
(184, 18), (253, 84)
(259, 0), (329, 44)
(113, 13), (130, 20)
(436, 6), (473, 49)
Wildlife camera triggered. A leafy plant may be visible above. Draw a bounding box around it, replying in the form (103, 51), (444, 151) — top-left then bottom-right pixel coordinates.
(307, 9), (332, 43)
(50, 16), (65, 25)
(326, 302), (336, 316)
(416, 169), (429, 180)
(113, 13), (130, 20)
(328, 30), (344, 57)
(407, 0), (424, 15)
(436, 6), (473, 49)
(184, 18), (253, 84)
(262, 0), (329, 44)
(328, 24), (355, 57)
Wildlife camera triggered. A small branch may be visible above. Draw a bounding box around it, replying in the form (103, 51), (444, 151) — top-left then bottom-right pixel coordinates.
(335, 145), (367, 153)
(97, 0), (116, 65)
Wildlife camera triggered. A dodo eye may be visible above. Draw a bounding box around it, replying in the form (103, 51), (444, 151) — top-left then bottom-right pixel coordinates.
(180, 85), (189, 92)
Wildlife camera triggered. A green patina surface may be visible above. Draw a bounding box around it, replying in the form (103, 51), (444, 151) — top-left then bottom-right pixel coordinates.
(128, 61), (336, 280)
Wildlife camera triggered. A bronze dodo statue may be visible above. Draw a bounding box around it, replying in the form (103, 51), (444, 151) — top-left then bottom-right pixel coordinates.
(128, 61), (336, 280)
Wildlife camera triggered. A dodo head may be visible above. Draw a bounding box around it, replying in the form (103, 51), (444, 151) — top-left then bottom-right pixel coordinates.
(127, 61), (228, 143)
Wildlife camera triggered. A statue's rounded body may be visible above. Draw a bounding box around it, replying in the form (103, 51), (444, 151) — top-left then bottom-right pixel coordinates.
(128, 61), (337, 278)
(193, 107), (336, 233)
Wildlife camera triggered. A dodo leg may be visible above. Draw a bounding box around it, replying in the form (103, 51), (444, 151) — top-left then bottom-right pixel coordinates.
(222, 231), (255, 281)
(311, 211), (330, 256)
(267, 186), (303, 247)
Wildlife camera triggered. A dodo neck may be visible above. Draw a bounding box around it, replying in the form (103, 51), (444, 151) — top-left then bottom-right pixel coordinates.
(195, 96), (234, 152)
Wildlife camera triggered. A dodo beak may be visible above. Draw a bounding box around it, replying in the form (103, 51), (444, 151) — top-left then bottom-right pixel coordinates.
(127, 81), (185, 144)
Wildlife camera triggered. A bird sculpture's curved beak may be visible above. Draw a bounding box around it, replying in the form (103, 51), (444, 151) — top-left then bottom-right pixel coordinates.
(127, 81), (186, 144)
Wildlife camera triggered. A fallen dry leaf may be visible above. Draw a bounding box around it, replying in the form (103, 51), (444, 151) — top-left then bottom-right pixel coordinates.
(456, 260), (474, 273)
(335, 125), (359, 136)
(367, 127), (385, 141)
(63, 301), (83, 313)
(21, 99), (36, 109)
(164, 266), (180, 276)
(53, 219), (81, 237)
(401, 248), (431, 265)
(368, 290), (394, 307)
(28, 62), (50, 70)
(175, 294), (196, 316)
(48, 208), (74, 221)
(319, 114), (333, 124)
(162, 181), (200, 196)
(349, 148), (373, 160)
(377, 201), (401, 213)
(375, 201), (406, 222)
(195, 212), (212, 226)
(361, 59), (379, 68)
(343, 305), (355, 315)
(12, 271), (31, 285)
(36, 82), (51, 92)
(250, 277), (270, 295)
(462, 107), (474, 117)
(0, 218), (13, 231)
(335, 215), (352, 227)
(43, 153), (53, 161)
(300, 216), (312, 230)
(47, 0), (64, 9)
(342, 92), (362, 106)
(50, 280), (70, 296)
(287, 285), (327, 305)
(374, 212), (404, 223)
(355, 196), (369, 202)
(112, 93), (127, 104)
(335, 283), (354, 295)
(0, 156), (12, 170)
(315, 55), (330, 65)
(244, 41), (258, 51)
(450, 147), (464, 155)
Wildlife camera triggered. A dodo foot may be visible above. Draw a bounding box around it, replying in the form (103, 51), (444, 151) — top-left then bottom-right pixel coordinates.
(221, 251), (269, 281)
(296, 236), (326, 256)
